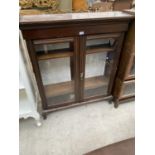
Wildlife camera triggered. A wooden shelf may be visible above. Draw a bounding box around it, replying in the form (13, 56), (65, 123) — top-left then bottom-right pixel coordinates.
(86, 44), (114, 54)
(33, 37), (73, 45)
(85, 76), (108, 89)
(44, 76), (108, 98)
(37, 49), (73, 60)
(45, 81), (74, 98)
(84, 76), (108, 98)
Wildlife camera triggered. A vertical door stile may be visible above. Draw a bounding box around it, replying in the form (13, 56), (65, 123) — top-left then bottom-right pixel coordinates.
(74, 37), (80, 102)
(79, 36), (86, 101)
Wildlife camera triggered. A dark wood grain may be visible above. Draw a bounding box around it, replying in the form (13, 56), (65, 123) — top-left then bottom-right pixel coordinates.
(21, 22), (129, 40)
(73, 37), (80, 102)
(33, 37), (73, 45)
(79, 36), (86, 101)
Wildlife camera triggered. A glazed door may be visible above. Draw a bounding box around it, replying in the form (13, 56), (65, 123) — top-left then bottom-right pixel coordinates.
(80, 34), (123, 100)
(33, 37), (78, 108)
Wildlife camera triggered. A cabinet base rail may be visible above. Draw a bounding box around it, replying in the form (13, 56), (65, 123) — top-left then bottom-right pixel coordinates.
(42, 95), (113, 118)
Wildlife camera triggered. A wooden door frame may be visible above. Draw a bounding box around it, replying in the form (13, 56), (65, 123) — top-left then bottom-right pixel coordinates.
(25, 37), (81, 114)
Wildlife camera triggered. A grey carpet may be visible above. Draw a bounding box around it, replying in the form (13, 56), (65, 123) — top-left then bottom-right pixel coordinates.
(19, 101), (135, 155)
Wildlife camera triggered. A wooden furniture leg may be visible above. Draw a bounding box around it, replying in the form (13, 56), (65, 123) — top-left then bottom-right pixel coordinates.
(114, 98), (119, 108)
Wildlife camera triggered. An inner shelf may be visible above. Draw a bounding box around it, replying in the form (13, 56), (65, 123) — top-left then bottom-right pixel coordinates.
(86, 44), (115, 54)
(37, 49), (73, 60)
(44, 76), (109, 98)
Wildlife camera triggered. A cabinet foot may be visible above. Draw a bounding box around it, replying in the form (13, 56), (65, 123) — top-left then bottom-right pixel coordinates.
(42, 113), (47, 120)
(114, 103), (119, 108)
(114, 100), (119, 108)
(113, 98), (119, 108)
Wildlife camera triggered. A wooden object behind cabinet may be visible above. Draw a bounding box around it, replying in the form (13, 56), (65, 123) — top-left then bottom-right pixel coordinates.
(112, 17), (135, 107)
(113, 0), (133, 11)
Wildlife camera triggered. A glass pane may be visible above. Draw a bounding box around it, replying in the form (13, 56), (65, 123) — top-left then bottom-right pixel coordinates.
(39, 57), (75, 106)
(122, 82), (135, 97)
(84, 51), (114, 99)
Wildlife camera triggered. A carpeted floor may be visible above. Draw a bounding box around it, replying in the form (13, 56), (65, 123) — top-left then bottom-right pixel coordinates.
(19, 101), (135, 155)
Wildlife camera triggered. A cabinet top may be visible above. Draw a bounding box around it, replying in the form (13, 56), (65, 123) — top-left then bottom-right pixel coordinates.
(20, 11), (134, 26)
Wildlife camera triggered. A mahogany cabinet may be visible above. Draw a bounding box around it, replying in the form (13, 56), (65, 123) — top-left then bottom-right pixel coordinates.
(112, 18), (135, 107)
(19, 12), (134, 118)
